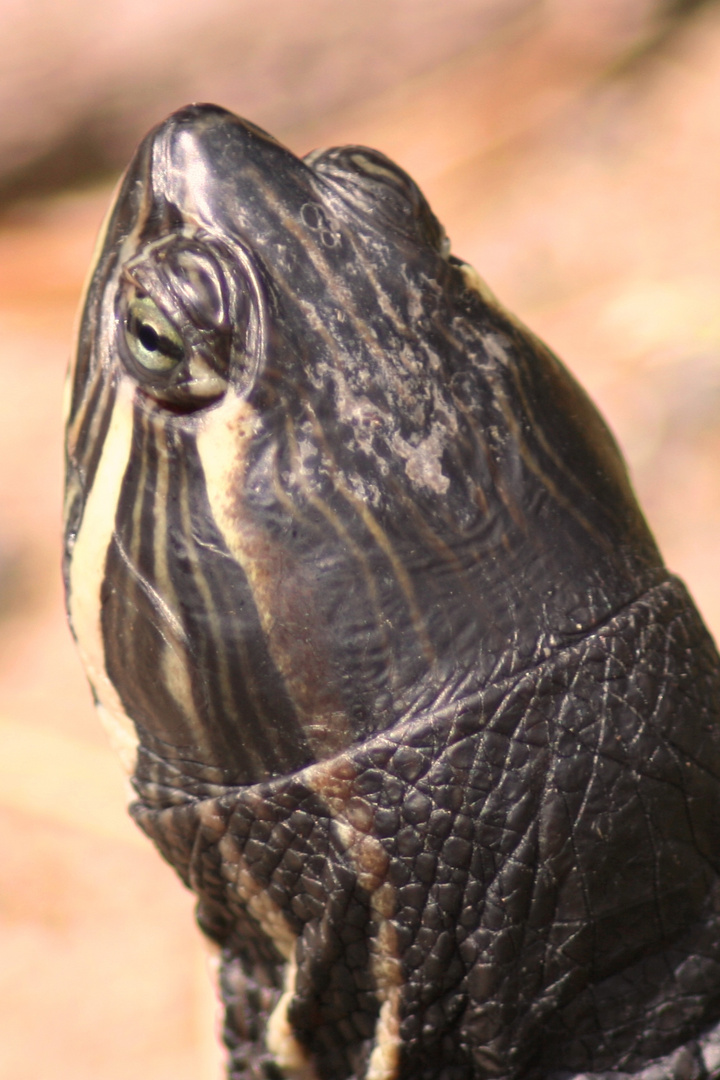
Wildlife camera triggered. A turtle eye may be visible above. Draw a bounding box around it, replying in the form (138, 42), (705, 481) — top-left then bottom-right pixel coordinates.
(125, 294), (185, 373)
(115, 234), (242, 411)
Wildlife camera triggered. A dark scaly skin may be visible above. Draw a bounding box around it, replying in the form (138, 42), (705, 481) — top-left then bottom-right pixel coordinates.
(63, 105), (720, 1080)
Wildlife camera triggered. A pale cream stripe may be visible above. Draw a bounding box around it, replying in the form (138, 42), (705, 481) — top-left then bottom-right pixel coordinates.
(194, 391), (258, 541)
(150, 422), (204, 729)
(176, 425), (241, 744)
(68, 375), (140, 774)
(305, 762), (403, 1080)
(265, 950), (318, 1080)
(365, 986), (402, 1080)
(214, 816), (319, 1080)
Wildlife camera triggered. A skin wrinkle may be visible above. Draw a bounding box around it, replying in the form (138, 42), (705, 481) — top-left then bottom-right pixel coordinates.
(515, 802), (556, 999)
(555, 696), (607, 985)
(616, 641), (719, 899)
(633, 779), (670, 945)
(567, 641), (613, 832)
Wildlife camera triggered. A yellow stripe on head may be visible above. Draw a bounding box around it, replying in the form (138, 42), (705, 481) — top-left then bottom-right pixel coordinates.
(68, 376), (139, 774)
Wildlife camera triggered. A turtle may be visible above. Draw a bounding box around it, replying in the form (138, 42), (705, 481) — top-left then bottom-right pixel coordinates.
(63, 103), (720, 1080)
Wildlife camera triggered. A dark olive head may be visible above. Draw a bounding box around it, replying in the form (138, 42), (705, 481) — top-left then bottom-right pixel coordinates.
(63, 104), (664, 799)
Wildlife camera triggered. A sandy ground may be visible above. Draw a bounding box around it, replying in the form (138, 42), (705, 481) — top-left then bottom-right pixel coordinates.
(1, 5), (720, 1077)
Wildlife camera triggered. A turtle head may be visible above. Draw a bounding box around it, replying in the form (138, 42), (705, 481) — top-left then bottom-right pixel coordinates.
(64, 104), (664, 801)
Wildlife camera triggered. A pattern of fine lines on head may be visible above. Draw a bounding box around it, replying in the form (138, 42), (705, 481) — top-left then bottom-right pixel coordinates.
(64, 366), (118, 583)
(491, 376), (608, 552)
(246, 170), (405, 372)
(175, 425), (314, 778)
(450, 393), (518, 537)
(110, 504), (187, 648)
(271, 276), (603, 716)
(101, 408), (171, 783)
(350, 241), (419, 339)
(177, 430), (317, 784)
(335, 492), (438, 691)
(68, 241), (118, 425)
(298, 401), (434, 665)
(251, 414), (357, 755)
(239, 386), (439, 743)
(279, 413), (396, 691)
(176, 428), (266, 768)
(150, 416), (220, 776)
(173, 422), (254, 769)
(67, 359), (109, 477)
(382, 471), (473, 576)
(503, 347), (614, 534)
(99, 410), (198, 786)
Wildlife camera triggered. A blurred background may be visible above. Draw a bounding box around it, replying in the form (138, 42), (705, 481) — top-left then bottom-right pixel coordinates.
(1, 0), (720, 1076)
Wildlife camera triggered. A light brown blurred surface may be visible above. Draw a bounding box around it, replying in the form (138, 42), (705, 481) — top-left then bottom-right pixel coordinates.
(1, 2), (720, 1077)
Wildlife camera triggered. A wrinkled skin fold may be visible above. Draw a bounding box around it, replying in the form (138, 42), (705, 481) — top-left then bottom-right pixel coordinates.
(63, 104), (720, 1080)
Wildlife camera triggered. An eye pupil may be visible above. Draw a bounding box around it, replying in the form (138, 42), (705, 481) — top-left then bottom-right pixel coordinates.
(123, 296), (185, 372)
(131, 315), (183, 360)
(117, 236), (235, 411)
(138, 322), (159, 352)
